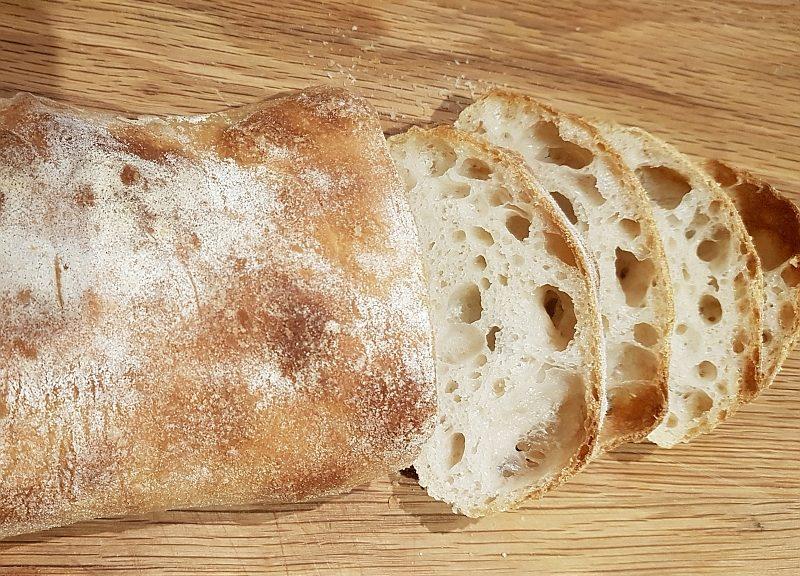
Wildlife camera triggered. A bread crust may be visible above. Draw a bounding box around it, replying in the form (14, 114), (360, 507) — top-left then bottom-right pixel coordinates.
(706, 159), (800, 392)
(392, 126), (605, 515)
(605, 126), (763, 445)
(460, 90), (674, 451)
(0, 87), (436, 538)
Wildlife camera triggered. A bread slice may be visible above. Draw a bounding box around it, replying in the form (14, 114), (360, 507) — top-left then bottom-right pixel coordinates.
(599, 125), (763, 447)
(706, 160), (800, 388)
(388, 126), (605, 517)
(457, 91), (674, 450)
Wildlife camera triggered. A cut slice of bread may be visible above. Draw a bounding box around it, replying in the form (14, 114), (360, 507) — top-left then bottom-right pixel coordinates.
(388, 126), (605, 516)
(457, 91), (674, 451)
(599, 125), (764, 447)
(706, 160), (800, 388)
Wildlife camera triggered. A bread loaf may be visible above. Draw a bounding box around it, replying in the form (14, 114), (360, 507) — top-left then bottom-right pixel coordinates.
(389, 126), (604, 516)
(600, 126), (763, 447)
(457, 91), (674, 450)
(706, 160), (800, 389)
(0, 87), (436, 538)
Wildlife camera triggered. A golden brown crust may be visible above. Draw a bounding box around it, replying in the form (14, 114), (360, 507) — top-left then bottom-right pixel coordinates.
(0, 87), (436, 538)
(464, 90), (673, 451)
(394, 126), (605, 512)
(706, 159), (800, 392)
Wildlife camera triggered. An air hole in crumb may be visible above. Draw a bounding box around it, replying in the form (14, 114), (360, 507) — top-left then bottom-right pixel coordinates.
(699, 294), (722, 324)
(426, 142), (456, 176)
(444, 181), (471, 200)
(683, 390), (713, 419)
(544, 231), (577, 267)
(697, 228), (731, 269)
(708, 277), (719, 291)
(533, 120), (594, 169)
(733, 273), (747, 300)
(475, 354), (488, 367)
(615, 248), (656, 307)
(676, 323), (688, 335)
(524, 450), (546, 469)
(453, 229), (467, 242)
(506, 212), (531, 241)
(697, 361), (718, 381)
(486, 326), (501, 352)
(746, 255), (758, 276)
(492, 379), (507, 396)
(577, 174), (605, 206)
(715, 382), (727, 394)
(619, 218), (641, 239)
(498, 274), (508, 286)
(685, 229), (696, 240)
(449, 433), (466, 467)
(708, 200), (722, 215)
(635, 165), (691, 210)
(613, 344), (658, 381)
(474, 255), (487, 271)
(444, 381), (458, 394)
(634, 323), (659, 347)
(457, 157), (492, 180)
(479, 277), (490, 290)
(751, 228), (793, 271)
(665, 413), (679, 428)
(690, 211), (710, 230)
(488, 186), (511, 207)
(451, 283), (482, 324)
(539, 285), (577, 351)
(780, 302), (796, 329)
(763, 330), (772, 344)
(550, 191), (578, 225)
(781, 264), (800, 287)
(602, 315), (610, 332)
(732, 332), (746, 354)
(470, 226), (495, 246)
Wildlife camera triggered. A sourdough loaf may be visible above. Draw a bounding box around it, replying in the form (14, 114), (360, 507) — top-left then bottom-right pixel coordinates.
(0, 87), (436, 538)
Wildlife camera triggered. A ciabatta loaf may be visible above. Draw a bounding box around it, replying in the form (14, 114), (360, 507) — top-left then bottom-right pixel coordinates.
(0, 87), (436, 538)
(600, 126), (763, 447)
(457, 91), (674, 450)
(706, 160), (800, 388)
(389, 126), (604, 516)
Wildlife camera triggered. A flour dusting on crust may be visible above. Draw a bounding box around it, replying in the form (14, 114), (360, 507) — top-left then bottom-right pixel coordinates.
(0, 87), (436, 538)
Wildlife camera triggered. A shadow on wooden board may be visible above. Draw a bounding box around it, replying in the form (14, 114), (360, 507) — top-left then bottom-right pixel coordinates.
(0, 500), (321, 550)
(389, 470), (479, 533)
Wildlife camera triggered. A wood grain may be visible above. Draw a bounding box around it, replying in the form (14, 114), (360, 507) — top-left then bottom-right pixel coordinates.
(1, 1), (798, 574)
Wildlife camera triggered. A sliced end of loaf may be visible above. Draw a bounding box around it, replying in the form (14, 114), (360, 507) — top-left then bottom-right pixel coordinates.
(706, 160), (800, 390)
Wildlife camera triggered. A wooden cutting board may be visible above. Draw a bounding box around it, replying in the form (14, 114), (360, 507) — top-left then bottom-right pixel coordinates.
(1, 1), (798, 574)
